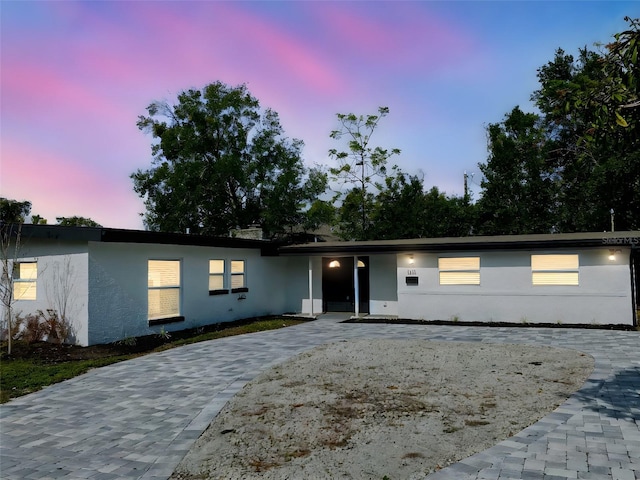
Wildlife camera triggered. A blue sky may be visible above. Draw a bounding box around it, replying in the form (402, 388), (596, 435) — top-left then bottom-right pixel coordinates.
(1, 1), (636, 229)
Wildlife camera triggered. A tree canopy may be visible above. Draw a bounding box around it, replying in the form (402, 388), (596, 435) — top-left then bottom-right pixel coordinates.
(132, 81), (326, 239)
(477, 17), (639, 234)
(328, 107), (401, 240)
(56, 216), (101, 227)
(0, 198), (31, 225)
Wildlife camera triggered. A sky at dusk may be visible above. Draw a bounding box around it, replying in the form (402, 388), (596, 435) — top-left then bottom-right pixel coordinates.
(1, 1), (636, 229)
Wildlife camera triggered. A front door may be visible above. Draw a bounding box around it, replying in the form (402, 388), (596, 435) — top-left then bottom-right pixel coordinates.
(321, 257), (370, 313)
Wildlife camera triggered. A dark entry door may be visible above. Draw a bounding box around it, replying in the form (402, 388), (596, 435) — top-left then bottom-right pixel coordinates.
(322, 257), (354, 312)
(321, 257), (370, 313)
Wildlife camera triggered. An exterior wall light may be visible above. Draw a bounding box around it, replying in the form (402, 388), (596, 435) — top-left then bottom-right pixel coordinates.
(408, 255), (414, 264)
(329, 260), (341, 268)
(608, 249), (621, 261)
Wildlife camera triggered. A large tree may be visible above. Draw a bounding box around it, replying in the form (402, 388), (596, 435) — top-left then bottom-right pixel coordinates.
(476, 107), (558, 235)
(328, 107), (400, 240)
(370, 173), (474, 239)
(132, 82), (326, 239)
(477, 17), (639, 234)
(531, 17), (639, 231)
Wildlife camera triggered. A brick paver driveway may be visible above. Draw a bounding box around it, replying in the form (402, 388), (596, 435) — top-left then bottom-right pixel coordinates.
(1, 316), (639, 480)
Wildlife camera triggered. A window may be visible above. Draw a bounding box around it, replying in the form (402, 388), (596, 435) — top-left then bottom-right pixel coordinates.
(230, 260), (247, 292)
(209, 260), (228, 295)
(531, 254), (579, 286)
(148, 260), (181, 321)
(13, 262), (37, 300)
(438, 257), (480, 285)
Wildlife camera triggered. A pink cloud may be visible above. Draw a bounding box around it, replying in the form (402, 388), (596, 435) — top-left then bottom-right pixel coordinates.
(3, 61), (124, 125)
(308, 2), (473, 71)
(1, 140), (143, 229)
(116, 2), (347, 97)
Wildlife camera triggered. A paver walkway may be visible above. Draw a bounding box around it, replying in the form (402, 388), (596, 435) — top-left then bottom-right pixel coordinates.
(1, 316), (639, 480)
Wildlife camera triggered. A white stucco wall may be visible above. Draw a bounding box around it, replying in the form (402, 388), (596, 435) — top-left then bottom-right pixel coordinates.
(9, 238), (90, 345)
(397, 248), (634, 325)
(86, 242), (305, 345)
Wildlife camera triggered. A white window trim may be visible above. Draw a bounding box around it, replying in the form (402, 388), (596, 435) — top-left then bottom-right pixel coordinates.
(438, 257), (480, 285)
(531, 254), (579, 286)
(148, 259), (182, 321)
(230, 259), (247, 292)
(209, 259), (228, 295)
(13, 260), (38, 301)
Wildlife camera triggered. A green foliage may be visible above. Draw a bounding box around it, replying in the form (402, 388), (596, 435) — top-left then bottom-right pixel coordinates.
(30, 215), (47, 225)
(132, 81), (326, 239)
(0, 356), (130, 403)
(478, 17), (640, 233)
(370, 173), (474, 239)
(329, 107), (401, 240)
(56, 216), (101, 227)
(476, 107), (557, 235)
(0, 198), (31, 224)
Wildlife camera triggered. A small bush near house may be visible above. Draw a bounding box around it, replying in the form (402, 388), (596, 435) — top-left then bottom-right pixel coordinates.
(0, 316), (307, 403)
(10, 309), (73, 345)
(15, 313), (47, 344)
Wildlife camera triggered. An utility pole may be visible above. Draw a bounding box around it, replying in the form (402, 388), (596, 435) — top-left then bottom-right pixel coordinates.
(610, 208), (615, 232)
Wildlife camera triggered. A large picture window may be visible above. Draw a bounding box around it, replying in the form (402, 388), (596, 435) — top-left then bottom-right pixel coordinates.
(148, 260), (181, 320)
(209, 259), (227, 295)
(13, 261), (37, 300)
(231, 260), (247, 292)
(531, 254), (579, 286)
(438, 257), (480, 285)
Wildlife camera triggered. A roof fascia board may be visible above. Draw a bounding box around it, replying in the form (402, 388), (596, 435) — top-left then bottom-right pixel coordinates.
(12, 224), (269, 250)
(279, 231), (640, 256)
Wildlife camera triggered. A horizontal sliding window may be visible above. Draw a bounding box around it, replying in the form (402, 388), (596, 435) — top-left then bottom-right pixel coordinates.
(531, 254), (579, 286)
(148, 260), (181, 320)
(13, 262), (37, 300)
(438, 257), (480, 285)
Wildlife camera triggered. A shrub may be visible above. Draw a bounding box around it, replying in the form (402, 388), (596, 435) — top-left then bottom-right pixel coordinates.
(40, 309), (73, 345)
(14, 312), (46, 344)
(8, 309), (73, 345)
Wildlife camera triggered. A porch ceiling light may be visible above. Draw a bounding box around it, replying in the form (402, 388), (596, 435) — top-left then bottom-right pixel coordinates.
(329, 260), (341, 268)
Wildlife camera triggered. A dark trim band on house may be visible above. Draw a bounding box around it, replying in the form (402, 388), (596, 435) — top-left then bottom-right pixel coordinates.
(279, 232), (640, 256)
(15, 224), (273, 251)
(231, 287), (249, 293)
(148, 316), (185, 326)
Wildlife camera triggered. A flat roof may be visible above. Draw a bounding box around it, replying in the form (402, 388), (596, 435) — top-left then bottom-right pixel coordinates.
(10, 225), (640, 256)
(279, 231), (640, 255)
(14, 224), (271, 250)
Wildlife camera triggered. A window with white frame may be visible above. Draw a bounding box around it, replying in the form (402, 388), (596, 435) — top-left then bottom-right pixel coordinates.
(148, 260), (181, 320)
(438, 257), (480, 285)
(531, 254), (579, 286)
(209, 259), (227, 295)
(230, 260), (247, 292)
(13, 261), (37, 300)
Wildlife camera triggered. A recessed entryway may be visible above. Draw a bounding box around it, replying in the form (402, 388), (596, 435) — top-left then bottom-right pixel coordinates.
(321, 256), (369, 313)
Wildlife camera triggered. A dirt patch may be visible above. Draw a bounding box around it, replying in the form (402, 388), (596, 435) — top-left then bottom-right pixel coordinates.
(172, 339), (593, 480)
